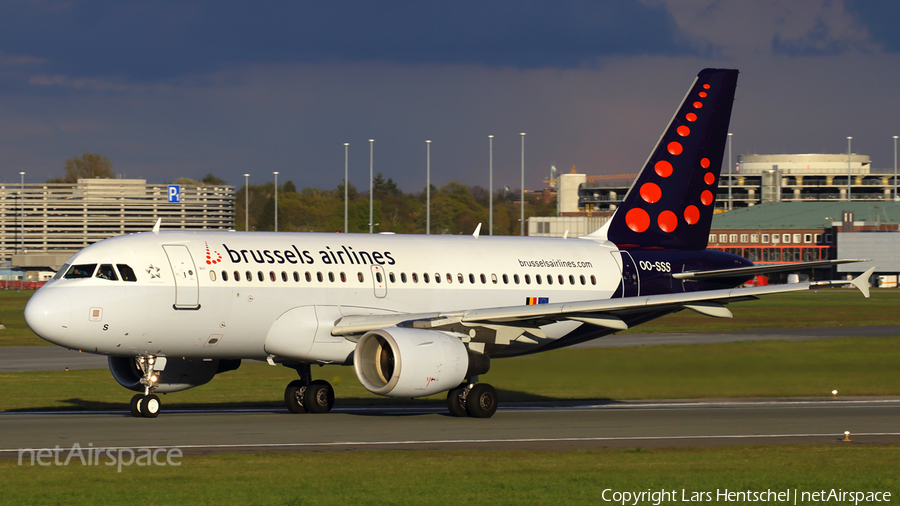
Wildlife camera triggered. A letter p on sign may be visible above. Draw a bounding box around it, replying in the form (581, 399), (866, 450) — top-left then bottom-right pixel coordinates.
(168, 185), (181, 203)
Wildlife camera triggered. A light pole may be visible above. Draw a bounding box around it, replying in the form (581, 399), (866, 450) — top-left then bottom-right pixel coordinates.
(19, 172), (24, 254)
(847, 137), (852, 202)
(273, 171), (279, 231)
(893, 135), (898, 201)
(489, 135), (494, 235)
(426, 140), (431, 235)
(727, 133), (733, 211)
(369, 139), (374, 233)
(520, 133), (526, 237)
(344, 143), (349, 233)
(243, 174), (249, 231)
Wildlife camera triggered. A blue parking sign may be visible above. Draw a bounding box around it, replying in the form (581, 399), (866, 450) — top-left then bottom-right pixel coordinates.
(168, 185), (181, 203)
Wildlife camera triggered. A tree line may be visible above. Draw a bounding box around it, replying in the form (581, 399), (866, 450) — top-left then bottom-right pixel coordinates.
(51, 152), (556, 235)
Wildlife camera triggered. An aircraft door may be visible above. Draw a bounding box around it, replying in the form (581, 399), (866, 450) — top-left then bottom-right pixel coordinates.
(610, 251), (640, 298)
(371, 265), (387, 298)
(163, 245), (200, 309)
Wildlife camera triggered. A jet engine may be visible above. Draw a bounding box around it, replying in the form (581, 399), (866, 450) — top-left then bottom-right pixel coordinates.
(109, 356), (241, 393)
(353, 327), (490, 398)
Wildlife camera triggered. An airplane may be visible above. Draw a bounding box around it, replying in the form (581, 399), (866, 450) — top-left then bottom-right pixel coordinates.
(24, 68), (874, 419)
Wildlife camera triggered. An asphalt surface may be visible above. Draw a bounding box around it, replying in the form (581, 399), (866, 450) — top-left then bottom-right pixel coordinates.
(1, 398), (898, 456)
(4, 325), (899, 372)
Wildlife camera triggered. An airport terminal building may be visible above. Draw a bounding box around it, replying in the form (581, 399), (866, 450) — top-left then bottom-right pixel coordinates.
(1, 178), (235, 273)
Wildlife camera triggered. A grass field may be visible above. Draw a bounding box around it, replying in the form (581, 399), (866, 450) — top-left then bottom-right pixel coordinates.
(1, 446), (897, 505)
(2, 288), (898, 347)
(3, 336), (899, 412)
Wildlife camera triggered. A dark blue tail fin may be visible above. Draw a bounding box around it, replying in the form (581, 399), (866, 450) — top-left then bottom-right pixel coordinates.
(604, 68), (738, 250)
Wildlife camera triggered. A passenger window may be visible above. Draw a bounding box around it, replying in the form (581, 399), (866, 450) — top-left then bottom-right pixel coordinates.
(96, 264), (118, 281)
(317, 272), (323, 282)
(388, 273), (395, 283)
(546, 275), (552, 285)
(401, 273), (407, 283)
(221, 270), (228, 281)
(457, 273), (464, 284)
(447, 273), (453, 284)
(480, 274), (486, 284)
(246, 271), (252, 281)
(423, 273), (430, 283)
(359, 272), (365, 282)
(514, 274), (520, 284)
(536, 275), (542, 285)
(434, 273), (441, 284)
(328, 272), (335, 282)
(65, 264), (97, 279)
(559, 275), (565, 285)
(524, 274), (531, 284)
(340, 272), (347, 282)
(491, 274), (498, 284)
(580, 275), (586, 285)
(590, 275), (597, 285)
(468, 274), (475, 284)
(258, 271), (264, 282)
(117, 264), (137, 282)
(502, 274), (508, 284)
(293, 272), (300, 282)
(412, 273), (418, 283)
(376, 272), (382, 283)
(281, 271), (288, 282)
(569, 275), (575, 285)
(306, 272), (312, 282)
(209, 271), (216, 281)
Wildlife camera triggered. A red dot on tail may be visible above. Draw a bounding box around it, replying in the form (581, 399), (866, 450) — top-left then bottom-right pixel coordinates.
(685, 113), (697, 122)
(658, 210), (678, 233)
(676, 126), (690, 137)
(625, 208), (650, 233)
(699, 92), (707, 98)
(700, 158), (710, 168)
(684, 205), (700, 225)
(640, 183), (662, 203)
(667, 142), (683, 155)
(703, 84), (710, 89)
(693, 101), (703, 109)
(654, 160), (673, 177)
(701, 190), (714, 206)
(704, 172), (715, 185)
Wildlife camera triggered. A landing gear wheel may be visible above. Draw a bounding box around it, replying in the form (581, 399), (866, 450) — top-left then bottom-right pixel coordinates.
(284, 380), (307, 413)
(142, 394), (161, 418)
(447, 386), (468, 417)
(465, 383), (498, 418)
(303, 380), (335, 413)
(129, 394), (144, 417)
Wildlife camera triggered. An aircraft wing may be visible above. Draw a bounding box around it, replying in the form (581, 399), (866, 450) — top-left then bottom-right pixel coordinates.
(672, 259), (867, 281)
(333, 267), (875, 336)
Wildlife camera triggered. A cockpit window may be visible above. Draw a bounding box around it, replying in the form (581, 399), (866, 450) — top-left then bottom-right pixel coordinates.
(64, 264), (97, 279)
(53, 264), (71, 280)
(116, 264), (137, 282)
(96, 264), (118, 281)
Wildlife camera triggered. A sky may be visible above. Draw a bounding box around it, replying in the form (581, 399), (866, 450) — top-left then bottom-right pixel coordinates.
(1, 0), (900, 192)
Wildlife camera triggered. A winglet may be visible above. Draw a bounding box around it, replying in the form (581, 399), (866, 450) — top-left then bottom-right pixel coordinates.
(152, 218), (161, 235)
(850, 267), (876, 299)
(473, 223), (482, 238)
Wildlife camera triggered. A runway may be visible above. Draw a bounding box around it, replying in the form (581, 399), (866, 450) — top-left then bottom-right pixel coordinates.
(2, 398), (898, 456)
(4, 324), (898, 372)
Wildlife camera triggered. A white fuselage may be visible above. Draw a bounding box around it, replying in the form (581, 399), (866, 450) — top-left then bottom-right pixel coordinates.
(26, 231), (624, 362)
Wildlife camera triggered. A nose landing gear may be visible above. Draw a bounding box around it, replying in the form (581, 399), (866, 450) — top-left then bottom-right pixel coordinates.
(129, 355), (162, 418)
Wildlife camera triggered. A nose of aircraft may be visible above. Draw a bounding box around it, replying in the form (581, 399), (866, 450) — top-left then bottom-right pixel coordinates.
(24, 288), (72, 345)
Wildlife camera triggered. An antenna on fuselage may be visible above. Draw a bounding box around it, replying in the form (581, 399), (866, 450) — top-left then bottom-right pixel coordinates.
(152, 218), (161, 235)
(472, 223), (482, 239)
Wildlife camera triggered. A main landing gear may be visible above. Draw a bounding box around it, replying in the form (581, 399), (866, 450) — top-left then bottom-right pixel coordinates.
(130, 355), (162, 418)
(447, 381), (498, 418)
(283, 363), (335, 414)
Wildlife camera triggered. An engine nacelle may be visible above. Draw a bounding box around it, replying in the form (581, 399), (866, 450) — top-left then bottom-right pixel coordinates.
(109, 356), (241, 393)
(353, 327), (490, 398)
